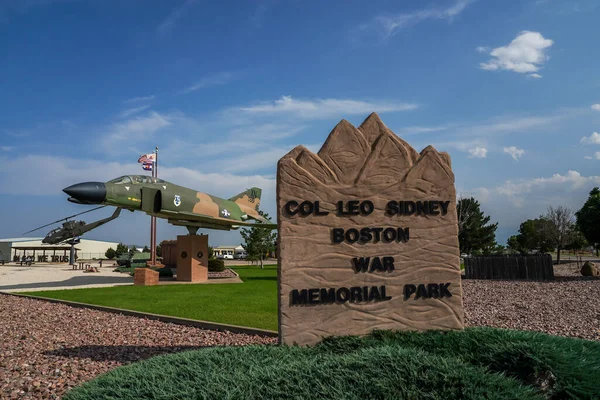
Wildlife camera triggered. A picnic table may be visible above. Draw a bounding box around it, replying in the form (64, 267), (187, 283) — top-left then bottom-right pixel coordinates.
(74, 262), (91, 270)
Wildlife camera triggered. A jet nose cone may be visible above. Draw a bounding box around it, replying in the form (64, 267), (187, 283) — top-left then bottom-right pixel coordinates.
(63, 182), (106, 204)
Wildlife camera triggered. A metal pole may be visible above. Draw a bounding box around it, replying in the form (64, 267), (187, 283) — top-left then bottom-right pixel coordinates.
(151, 147), (158, 266)
(150, 150), (155, 266)
(69, 244), (75, 265)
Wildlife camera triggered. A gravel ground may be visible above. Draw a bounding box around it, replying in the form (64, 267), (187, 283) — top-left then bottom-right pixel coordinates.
(1, 262), (599, 399)
(463, 271), (600, 342)
(0, 295), (277, 399)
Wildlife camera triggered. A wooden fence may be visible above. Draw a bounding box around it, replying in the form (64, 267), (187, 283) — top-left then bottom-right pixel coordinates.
(463, 254), (554, 281)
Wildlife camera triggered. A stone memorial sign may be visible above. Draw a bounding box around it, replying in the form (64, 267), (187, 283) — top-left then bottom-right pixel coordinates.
(276, 112), (464, 346)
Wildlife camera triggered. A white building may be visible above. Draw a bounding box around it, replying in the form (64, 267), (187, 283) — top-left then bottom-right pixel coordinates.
(0, 237), (120, 263)
(213, 245), (245, 258)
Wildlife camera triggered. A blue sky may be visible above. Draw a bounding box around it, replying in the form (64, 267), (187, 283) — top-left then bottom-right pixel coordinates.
(1, 0), (599, 248)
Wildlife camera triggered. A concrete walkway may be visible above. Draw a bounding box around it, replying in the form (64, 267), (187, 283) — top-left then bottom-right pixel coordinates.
(0, 262), (245, 292)
(0, 262), (133, 292)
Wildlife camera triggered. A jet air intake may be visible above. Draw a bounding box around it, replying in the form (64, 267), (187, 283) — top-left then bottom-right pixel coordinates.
(63, 182), (107, 205)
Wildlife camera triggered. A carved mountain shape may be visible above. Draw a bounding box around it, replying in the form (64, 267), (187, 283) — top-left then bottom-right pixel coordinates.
(357, 112), (385, 146)
(439, 151), (452, 169)
(295, 146), (339, 185)
(317, 119), (370, 185)
(355, 133), (414, 187)
(401, 145), (454, 193)
(358, 112), (420, 163)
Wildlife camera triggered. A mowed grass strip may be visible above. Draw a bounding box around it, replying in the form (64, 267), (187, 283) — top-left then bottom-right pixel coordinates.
(63, 327), (600, 400)
(23, 265), (278, 331)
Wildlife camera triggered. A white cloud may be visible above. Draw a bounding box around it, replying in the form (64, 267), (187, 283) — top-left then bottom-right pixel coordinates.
(584, 156), (593, 160)
(119, 105), (150, 118)
(0, 154), (276, 204)
(215, 147), (301, 173)
(595, 152), (600, 160)
(426, 138), (485, 153)
(458, 114), (565, 137)
(0, 154), (277, 246)
(592, 104), (600, 111)
(468, 146), (487, 158)
(181, 72), (234, 94)
(157, 0), (197, 35)
(461, 171), (600, 239)
(580, 132), (600, 145)
(125, 95), (155, 104)
(468, 171), (600, 235)
(394, 109), (581, 141)
(495, 170), (600, 200)
(102, 111), (171, 149)
(476, 46), (489, 53)
(529, 73), (542, 79)
(479, 31), (553, 77)
(238, 95), (418, 119)
(360, 0), (473, 40)
(0, 146), (13, 151)
(397, 125), (450, 135)
(503, 146), (525, 160)
(228, 123), (307, 141)
(210, 143), (321, 174)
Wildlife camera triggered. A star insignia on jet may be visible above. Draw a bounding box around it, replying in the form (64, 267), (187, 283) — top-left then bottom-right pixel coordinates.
(222, 209), (230, 218)
(174, 195), (181, 207)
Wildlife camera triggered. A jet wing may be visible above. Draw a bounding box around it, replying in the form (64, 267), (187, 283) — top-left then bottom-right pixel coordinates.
(161, 210), (277, 229)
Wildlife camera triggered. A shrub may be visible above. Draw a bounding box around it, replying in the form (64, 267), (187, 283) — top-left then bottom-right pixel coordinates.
(65, 327), (600, 400)
(153, 267), (173, 278)
(208, 258), (225, 272)
(105, 248), (116, 259)
(114, 266), (135, 274)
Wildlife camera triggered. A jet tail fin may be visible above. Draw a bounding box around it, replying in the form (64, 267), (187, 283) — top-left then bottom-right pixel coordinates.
(229, 187), (262, 212)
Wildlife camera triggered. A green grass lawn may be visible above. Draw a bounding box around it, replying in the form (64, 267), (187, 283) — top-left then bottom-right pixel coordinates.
(24, 265), (279, 331)
(63, 327), (600, 400)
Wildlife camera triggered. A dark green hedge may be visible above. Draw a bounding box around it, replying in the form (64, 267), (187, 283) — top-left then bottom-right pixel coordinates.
(208, 258), (225, 272)
(63, 327), (600, 400)
(154, 267), (173, 277)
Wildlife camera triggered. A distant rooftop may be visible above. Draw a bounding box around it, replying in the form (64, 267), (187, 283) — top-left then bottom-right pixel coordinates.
(0, 237), (119, 244)
(0, 237), (44, 243)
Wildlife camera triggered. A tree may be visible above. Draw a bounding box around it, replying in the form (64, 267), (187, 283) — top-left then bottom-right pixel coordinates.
(240, 212), (277, 269)
(484, 243), (505, 255)
(456, 197), (498, 255)
(128, 245), (137, 258)
(105, 247), (116, 259)
(457, 194), (479, 233)
(543, 205), (575, 265)
(115, 243), (129, 258)
(506, 236), (520, 254)
(576, 187), (600, 256)
(142, 245), (150, 253)
(512, 218), (555, 254)
(565, 228), (588, 252)
(208, 246), (214, 259)
(156, 244), (162, 257)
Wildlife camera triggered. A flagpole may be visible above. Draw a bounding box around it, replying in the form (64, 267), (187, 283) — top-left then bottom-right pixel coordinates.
(150, 152), (154, 266)
(151, 147), (158, 266)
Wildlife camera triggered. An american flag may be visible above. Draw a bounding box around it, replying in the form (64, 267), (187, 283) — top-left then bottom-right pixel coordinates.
(142, 162), (153, 171)
(138, 153), (155, 163)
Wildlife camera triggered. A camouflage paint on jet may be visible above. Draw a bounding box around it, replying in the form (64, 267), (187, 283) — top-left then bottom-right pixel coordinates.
(63, 175), (276, 233)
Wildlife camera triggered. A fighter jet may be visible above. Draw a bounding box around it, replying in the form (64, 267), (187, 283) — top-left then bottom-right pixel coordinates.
(63, 175), (276, 234)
